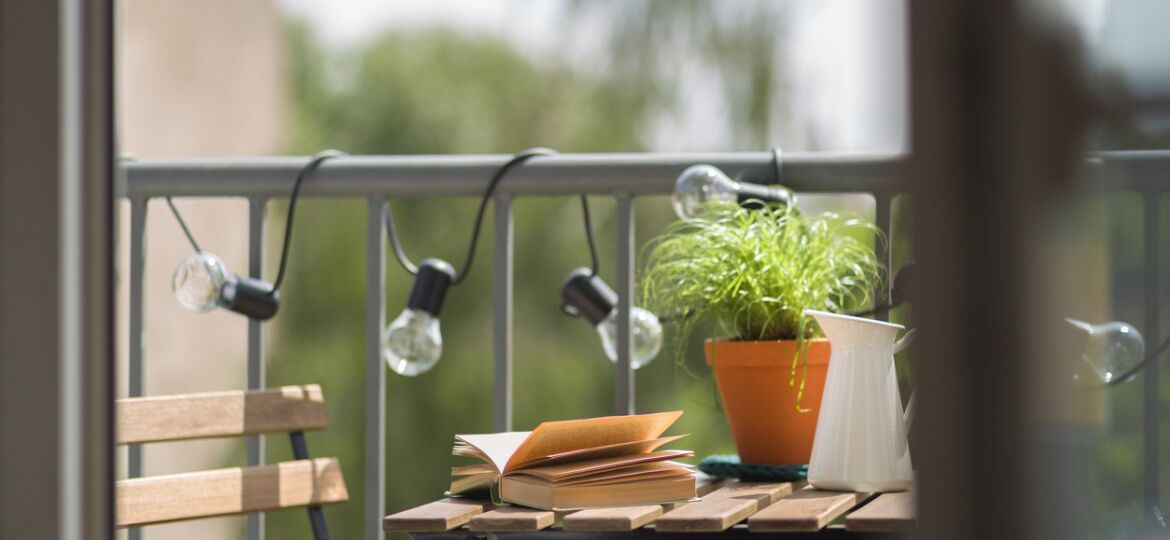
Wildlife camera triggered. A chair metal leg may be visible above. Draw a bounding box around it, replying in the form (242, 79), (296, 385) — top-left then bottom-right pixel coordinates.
(290, 431), (331, 540)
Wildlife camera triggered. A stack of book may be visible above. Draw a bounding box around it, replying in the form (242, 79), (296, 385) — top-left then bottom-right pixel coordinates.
(449, 411), (696, 510)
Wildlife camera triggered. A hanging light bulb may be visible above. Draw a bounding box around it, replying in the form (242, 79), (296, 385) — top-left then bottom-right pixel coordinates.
(384, 259), (455, 376)
(167, 151), (343, 321)
(172, 252), (279, 320)
(1066, 318), (1145, 384)
(672, 164), (795, 220)
(561, 268), (663, 369)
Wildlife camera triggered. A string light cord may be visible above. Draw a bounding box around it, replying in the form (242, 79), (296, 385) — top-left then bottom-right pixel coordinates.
(166, 197), (203, 254)
(771, 145), (782, 185)
(166, 149), (346, 293)
(1097, 332), (1170, 388)
(271, 150), (346, 291)
(579, 194), (601, 277)
(384, 148), (558, 283)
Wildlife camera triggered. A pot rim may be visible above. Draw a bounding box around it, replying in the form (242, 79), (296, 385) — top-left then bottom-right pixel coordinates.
(704, 337), (830, 345)
(704, 338), (830, 367)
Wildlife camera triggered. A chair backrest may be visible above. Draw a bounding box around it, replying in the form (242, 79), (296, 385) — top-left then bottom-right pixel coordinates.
(115, 384), (348, 529)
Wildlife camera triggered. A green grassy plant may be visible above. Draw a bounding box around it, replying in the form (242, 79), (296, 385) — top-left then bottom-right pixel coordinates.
(640, 201), (884, 405)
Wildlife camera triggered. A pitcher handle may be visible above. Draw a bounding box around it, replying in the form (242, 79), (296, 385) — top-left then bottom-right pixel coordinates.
(894, 328), (916, 354)
(893, 328), (917, 429)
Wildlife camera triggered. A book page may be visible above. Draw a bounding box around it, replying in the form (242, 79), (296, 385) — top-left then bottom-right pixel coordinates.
(506, 449), (693, 481)
(452, 464), (496, 476)
(503, 410), (683, 472)
(511, 434), (687, 471)
(556, 460), (692, 486)
(564, 467), (693, 487)
(455, 431), (532, 473)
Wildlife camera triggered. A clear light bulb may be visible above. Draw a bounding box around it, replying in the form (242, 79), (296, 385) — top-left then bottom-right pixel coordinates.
(173, 252), (229, 312)
(597, 307), (664, 369)
(561, 267), (664, 370)
(383, 258), (455, 377)
(1067, 319), (1145, 384)
(383, 308), (442, 376)
(672, 165), (740, 219)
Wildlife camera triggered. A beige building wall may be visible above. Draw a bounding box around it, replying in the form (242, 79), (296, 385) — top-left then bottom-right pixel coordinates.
(116, 1), (287, 538)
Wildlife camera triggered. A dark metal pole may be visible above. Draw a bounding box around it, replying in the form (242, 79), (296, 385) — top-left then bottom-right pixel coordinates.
(290, 431), (331, 540)
(1142, 193), (1162, 521)
(910, 0), (1089, 539)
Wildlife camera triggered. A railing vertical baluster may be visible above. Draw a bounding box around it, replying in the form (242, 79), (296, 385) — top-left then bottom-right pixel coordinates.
(246, 198), (267, 540)
(615, 195), (636, 415)
(366, 198), (387, 540)
(493, 195), (514, 432)
(875, 192), (894, 322)
(127, 197), (147, 540)
(1143, 192), (1162, 520)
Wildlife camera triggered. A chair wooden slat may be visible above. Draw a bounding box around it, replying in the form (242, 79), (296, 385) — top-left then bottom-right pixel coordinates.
(846, 491), (916, 532)
(116, 457), (347, 527)
(748, 487), (865, 533)
(383, 498), (493, 532)
(563, 505), (662, 531)
(469, 507), (555, 532)
(117, 384), (328, 444)
(655, 481), (797, 532)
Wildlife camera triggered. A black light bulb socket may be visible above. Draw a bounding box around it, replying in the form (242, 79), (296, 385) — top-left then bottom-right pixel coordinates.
(221, 275), (280, 321)
(561, 267), (617, 326)
(406, 258), (456, 317)
(736, 182), (795, 208)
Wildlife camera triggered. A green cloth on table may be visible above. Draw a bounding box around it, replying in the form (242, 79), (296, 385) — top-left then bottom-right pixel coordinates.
(698, 454), (807, 482)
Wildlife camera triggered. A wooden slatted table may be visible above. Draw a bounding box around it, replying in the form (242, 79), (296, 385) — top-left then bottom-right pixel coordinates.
(384, 476), (914, 538)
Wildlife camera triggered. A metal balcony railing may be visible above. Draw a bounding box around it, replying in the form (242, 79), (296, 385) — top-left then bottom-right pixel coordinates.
(122, 150), (1167, 540)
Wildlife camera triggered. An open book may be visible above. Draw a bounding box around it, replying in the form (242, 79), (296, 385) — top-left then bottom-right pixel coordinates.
(449, 411), (696, 510)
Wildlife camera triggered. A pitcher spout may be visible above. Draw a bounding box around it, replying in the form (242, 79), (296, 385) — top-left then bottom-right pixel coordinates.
(804, 309), (905, 349)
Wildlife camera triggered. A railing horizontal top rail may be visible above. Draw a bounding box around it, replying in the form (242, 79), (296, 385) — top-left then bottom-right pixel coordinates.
(122, 150), (1170, 199)
(122, 151), (904, 198)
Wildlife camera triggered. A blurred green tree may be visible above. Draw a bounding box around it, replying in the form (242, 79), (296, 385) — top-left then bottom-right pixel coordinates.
(264, 22), (745, 539)
(264, 2), (798, 534)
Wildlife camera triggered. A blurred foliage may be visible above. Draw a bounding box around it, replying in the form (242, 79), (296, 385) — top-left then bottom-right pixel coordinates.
(263, 13), (790, 537)
(566, 0), (789, 147)
(197, 4), (1170, 540)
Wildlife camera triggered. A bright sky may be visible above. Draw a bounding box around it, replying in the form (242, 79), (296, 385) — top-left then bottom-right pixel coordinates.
(279, 0), (908, 153)
(279, 0), (1159, 152)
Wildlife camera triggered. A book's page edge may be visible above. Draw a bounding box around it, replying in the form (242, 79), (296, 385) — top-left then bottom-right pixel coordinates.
(499, 472), (697, 510)
(448, 472), (497, 495)
(503, 410), (684, 472)
(504, 449), (695, 481)
(510, 433), (689, 471)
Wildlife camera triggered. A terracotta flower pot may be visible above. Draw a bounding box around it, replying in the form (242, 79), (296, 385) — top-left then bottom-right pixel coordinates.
(705, 338), (830, 465)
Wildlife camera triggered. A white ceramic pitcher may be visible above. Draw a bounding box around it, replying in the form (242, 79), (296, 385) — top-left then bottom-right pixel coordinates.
(804, 310), (914, 492)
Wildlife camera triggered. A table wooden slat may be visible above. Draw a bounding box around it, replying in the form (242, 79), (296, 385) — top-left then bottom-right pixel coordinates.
(655, 482), (797, 533)
(563, 505), (663, 531)
(748, 488), (865, 532)
(846, 491), (916, 532)
(560, 475), (724, 531)
(383, 498), (492, 532)
(469, 506), (555, 532)
(695, 473), (727, 497)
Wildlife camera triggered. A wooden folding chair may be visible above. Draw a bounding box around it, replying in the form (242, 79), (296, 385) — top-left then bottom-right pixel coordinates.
(116, 384), (348, 539)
